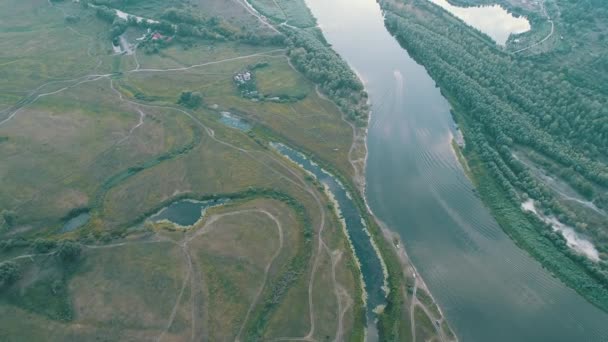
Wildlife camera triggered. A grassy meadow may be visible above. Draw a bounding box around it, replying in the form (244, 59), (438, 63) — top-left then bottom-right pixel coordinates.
(0, 0), (364, 340)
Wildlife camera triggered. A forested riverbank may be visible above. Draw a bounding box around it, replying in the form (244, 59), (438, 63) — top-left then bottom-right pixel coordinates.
(379, 0), (608, 312)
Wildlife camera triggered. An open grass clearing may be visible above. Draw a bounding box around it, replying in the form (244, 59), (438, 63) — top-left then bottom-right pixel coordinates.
(0, 79), (195, 234)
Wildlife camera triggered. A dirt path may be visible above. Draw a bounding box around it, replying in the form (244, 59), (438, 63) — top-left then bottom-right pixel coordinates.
(154, 209), (286, 342)
(157, 246), (193, 342)
(410, 277), (418, 342)
(122, 95), (343, 340)
(232, 210), (285, 341)
(3, 47), (348, 341)
(110, 79), (147, 144)
(236, 0), (282, 34)
(129, 49), (285, 73)
(512, 0), (555, 54)
(1, 252), (55, 264)
(0, 74), (110, 127)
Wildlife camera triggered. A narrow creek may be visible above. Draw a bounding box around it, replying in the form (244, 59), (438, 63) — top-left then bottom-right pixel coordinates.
(303, 0), (608, 340)
(270, 142), (387, 340)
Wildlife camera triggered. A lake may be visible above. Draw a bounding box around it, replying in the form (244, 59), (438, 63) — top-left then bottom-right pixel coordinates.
(149, 199), (227, 227)
(61, 212), (91, 232)
(303, 0), (608, 340)
(427, 0), (530, 45)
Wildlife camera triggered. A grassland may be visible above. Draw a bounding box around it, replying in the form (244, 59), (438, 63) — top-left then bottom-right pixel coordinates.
(247, 0), (317, 28)
(0, 0), (458, 340)
(0, 0), (366, 339)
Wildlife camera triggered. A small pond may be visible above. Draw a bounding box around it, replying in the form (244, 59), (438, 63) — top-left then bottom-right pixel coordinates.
(427, 0), (530, 45)
(219, 112), (251, 131)
(149, 199), (228, 227)
(61, 212), (91, 233)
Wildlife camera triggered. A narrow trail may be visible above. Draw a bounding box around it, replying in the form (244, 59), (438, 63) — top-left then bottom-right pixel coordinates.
(83, 237), (170, 250)
(236, 0), (282, 34)
(313, 84), (366, 192)
(118, 94), (345, 340)
(128, 49), (285, 73)
(0, 252), (55, 264)
(512, 0), (556, 54)
(157, 245), (193, 342)
(233, 210), (285, 341)
(4, 49), (292, 213)
(271, 0), (289, 22)
(2, 31), (352, 340)
(110, 79), (146, 144)
(155, 209), (286, 342)
(0, 74), (110, 127)
(0, 60), (21, 67)
(330, 250), (347, 342)
(410, 278), (418, 342)
(409, 272), (450, 342)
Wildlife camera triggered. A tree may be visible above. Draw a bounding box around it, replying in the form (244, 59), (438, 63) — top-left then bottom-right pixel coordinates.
(95, 6), (117, 23)
(178, 91), (203, 109)
(1, 210), (16, 228)
(57, 241), (82, 262)
(65, 15), (80, 24)
(33, 239), (57, 253)
(0, 262), (21, 288)
(110, 18), (128, 38)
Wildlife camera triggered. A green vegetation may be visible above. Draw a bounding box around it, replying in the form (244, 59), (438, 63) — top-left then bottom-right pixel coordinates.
(33, 239), (57, 253)
(283, 27), (370, 122)
(0, 0), (365, 339)
(1, 211), (16, 230)
(247, 0), (317, 28)
(93, 2), (285, 50)
(177, 90), (203, 109)
(0, 262), (21, 288)
(57, 241), (82, 262)
(416, 288), (441, 319)
(414, 306), (437, 342)
(380, 0), (608, 312)
(0, 0), (453, 339)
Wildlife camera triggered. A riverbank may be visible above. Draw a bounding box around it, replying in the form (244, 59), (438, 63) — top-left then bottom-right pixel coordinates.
(453, 107), (608, 313)
(378, 0), (608, 314)
(277, 0), (458, 339)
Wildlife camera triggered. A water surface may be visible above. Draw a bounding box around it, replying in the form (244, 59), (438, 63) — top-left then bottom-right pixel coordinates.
(61, 212), (91, 232)
(304, 0), (608, 340)
(428, 0), (530, 45)
(219, 112), (251, 131)
(272, 143), (385, 339)
(150, 199), (226, 227)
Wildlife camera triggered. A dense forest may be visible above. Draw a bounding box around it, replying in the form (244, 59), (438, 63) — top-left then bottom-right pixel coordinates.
(449, 0), (608, 92)
(282, 27), (369, 122)
(379, 0), (608, 311)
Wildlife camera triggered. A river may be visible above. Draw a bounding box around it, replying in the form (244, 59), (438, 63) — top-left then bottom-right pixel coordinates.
(303, 0), (608, 340)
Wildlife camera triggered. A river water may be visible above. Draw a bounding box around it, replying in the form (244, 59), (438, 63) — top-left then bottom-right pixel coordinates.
(271, 143), (386, 338)
(303, 0), (608, 340)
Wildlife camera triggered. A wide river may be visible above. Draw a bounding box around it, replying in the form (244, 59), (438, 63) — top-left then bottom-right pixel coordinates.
(303, 0), (608, 340)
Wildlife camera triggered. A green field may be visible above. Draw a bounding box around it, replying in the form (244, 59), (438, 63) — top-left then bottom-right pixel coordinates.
(0, 0), (456, 340)
(0, 0), (366, 339)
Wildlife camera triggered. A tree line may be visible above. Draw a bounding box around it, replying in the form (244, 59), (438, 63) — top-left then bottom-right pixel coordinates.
(282, 27), (369, 123)
(380, 0), (608, 310)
